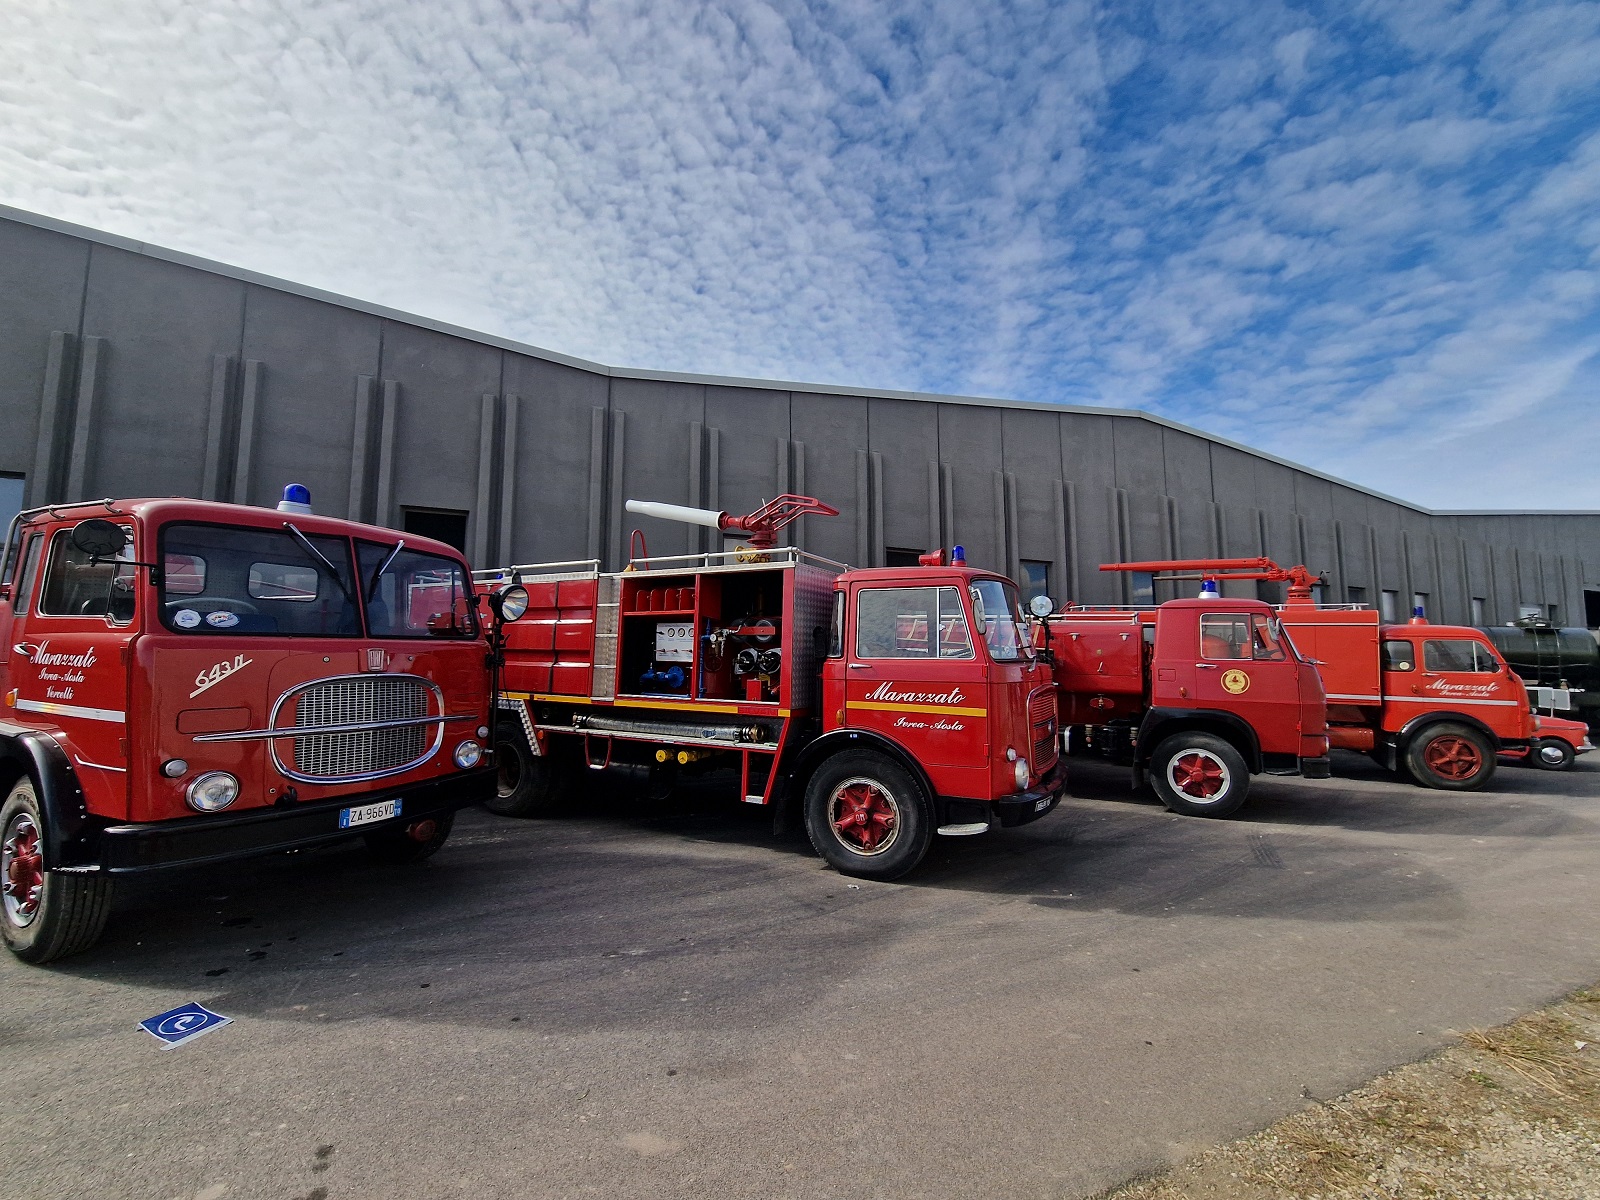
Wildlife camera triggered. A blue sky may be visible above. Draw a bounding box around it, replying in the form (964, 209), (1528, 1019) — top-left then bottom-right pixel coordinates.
(2, 0), (1597, 508)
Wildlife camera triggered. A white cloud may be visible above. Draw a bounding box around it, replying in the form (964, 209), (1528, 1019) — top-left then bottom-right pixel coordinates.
(0, 0), (1596, 506)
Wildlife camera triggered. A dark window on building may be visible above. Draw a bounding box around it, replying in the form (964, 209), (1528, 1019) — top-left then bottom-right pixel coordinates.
(1585, 589), (1600, 629)
(1548, 604), (1560, 625)
(402, 508), (469, 554)
(1380, 590), (1399, 622)
(1129, 571), (1154, 607)
(0, 474), (23, 534)
(1310, 583), (1328, 605)
(1019, 560), (1050, 606)
(1346, 585), (1366, 606)
(1472, 597), (1486, 624)
(884, 547), (923, 568)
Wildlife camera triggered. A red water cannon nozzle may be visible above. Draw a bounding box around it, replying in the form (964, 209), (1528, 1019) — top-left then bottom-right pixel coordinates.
(918, 550), (946, 567)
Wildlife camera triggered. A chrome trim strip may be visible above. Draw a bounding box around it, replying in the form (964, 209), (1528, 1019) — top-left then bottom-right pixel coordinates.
(191, 712), (475, 743)
(15, 698), (127, 723)
(72, 755), (128, 773)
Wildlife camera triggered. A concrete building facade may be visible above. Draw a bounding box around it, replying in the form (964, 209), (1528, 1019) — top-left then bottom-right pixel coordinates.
(4, 204), (1598, 628)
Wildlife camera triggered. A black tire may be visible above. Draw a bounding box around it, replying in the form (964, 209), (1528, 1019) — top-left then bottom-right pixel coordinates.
(484, 721), (569, 817)
(802, 750), (934, 881)
(363, 812), (454, 864)
(1530, 738), (1576, 771)
(1, 779), (112, 964)
(1404, 722), (1496, 791)
(1147, 732), (1251, 817)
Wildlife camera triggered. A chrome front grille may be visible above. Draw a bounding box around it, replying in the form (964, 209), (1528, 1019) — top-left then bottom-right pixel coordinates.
(289, 676), (434, 781)
(1029, 688), (1059, 774)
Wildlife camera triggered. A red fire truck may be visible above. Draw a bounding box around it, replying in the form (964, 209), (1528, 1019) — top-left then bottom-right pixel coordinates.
(480, 496), (1065, 880)
(1100, 559), (1545, 791)
(1038, 594), (1330, 818)
(0, 487), (512, 963)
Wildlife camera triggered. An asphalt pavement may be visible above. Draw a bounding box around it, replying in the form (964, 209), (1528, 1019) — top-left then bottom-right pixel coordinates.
(4, 752), (1599, 1200)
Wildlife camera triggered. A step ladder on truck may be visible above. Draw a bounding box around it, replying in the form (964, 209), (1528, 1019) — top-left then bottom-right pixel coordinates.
(0, 486), (522, 964)
(1097, 558), (1591, 788)
(477, 495), (1065, 881)
(1034, 582), (1331, 819)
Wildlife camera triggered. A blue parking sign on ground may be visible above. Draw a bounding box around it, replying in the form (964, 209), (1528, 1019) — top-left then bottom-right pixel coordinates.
(139, 1002), (232, 1048)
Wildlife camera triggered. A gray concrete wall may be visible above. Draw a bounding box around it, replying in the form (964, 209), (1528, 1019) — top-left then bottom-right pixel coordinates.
(4, 206), (1598, 629)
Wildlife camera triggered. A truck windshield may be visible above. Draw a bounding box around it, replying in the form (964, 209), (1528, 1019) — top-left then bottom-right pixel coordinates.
(969, 578), (1031, 663)
(356, 541), (478, 639)
(159, 523), (361, 637)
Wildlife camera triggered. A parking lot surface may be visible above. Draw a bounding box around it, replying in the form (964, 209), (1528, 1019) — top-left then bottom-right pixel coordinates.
(4, 754), (1599, 1200)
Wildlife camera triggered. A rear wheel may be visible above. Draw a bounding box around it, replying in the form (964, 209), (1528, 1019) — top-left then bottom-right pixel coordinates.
(1147, 733), (1250, 817)
(1530, 738), (1575, 771)
(1404, 723), (1495, 791)
(484, 721), (570, 817)
(363, 812), (454, 864)
(1, 779), (112, 964)
(803, 751), (933, 881)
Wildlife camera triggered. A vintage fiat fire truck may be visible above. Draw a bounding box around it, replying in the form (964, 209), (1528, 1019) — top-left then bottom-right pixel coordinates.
(0, 487), (510, 963)
(1038, 587), (1330, 818)
(479, 496), (1064, 880)
(1100, 558), (1560, 791)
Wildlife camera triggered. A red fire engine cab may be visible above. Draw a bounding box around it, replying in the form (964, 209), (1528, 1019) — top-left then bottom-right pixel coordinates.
(0, 487), (507, 963)
(481, 496), (1064, 880)
(1039, 586), (1330, 818)
(1102, 558), (1543, 791)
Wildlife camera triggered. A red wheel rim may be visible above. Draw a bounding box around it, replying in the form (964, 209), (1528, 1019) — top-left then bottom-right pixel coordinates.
(2, 812), (44, 927)
(1424, 735), (1483, 780)
(827, 778), (900, 856)
(1168, 750), (1228, 800)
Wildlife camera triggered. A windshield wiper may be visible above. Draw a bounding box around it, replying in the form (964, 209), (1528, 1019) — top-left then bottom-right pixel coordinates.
(283, 522), (354, 602)
(366, 540), (405, 601)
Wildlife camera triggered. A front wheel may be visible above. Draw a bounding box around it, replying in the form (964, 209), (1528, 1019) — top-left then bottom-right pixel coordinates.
(1530, 738), (1576, 771)
(1147, 733), (1251, 817)
(363, 812), (454, 864)
(1404, 723), (1495, 791)
(803, 751), (934, 881)
(1, 779), (112, 964)
(484, 721), (570, 817)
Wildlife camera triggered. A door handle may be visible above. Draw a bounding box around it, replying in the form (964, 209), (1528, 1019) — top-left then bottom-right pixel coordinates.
(13, 643), (37, 661)
(1195, 663), (1218, 670)
(848, 663), (873, 670)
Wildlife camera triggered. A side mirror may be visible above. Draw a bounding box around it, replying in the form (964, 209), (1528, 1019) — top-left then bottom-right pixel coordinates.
(1029, 594), (1055, 618)
(71, 518), (126, 559)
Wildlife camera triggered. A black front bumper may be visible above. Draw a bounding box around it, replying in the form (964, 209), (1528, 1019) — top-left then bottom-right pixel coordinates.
(96, 767), (495, 873)
(937, 760), (1068, 831)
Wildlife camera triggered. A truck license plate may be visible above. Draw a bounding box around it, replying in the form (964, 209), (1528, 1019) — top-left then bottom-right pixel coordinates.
(339, 799), (401, 829)
(1034, 796), (1052, 812)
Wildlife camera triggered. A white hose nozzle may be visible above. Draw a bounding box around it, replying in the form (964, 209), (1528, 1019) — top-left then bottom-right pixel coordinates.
(624, 500), (726, 530)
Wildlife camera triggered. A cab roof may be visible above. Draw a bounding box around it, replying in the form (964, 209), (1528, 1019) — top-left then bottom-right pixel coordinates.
(19, 497), (467, 565)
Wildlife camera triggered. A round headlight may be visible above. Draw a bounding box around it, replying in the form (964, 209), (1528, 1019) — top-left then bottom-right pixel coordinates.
(186, 771), (239, 812)
(454, 740), (483, 769)
(1013, 759), (1031, 791)
(496, 585), (529, 623)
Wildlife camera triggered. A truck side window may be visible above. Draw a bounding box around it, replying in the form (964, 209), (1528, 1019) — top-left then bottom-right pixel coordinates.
(827, 590), (844, 657)
(1382, 639), (1415, 671)
(38, 525), (136, 622)
(13, 535), (43, 610)
(1199, 615), (1250, 660)
(1251, 614), (1287, 662)
(855, 586), (972, 659)
(1424, 639), (1500, 673)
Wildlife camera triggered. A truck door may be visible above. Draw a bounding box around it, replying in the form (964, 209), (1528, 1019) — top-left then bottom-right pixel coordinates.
(8, 522), (137, 816)
(844, 582), (989, 798)
(1190, 610), (1306, 754)
(1413, 636), (1524, 741)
